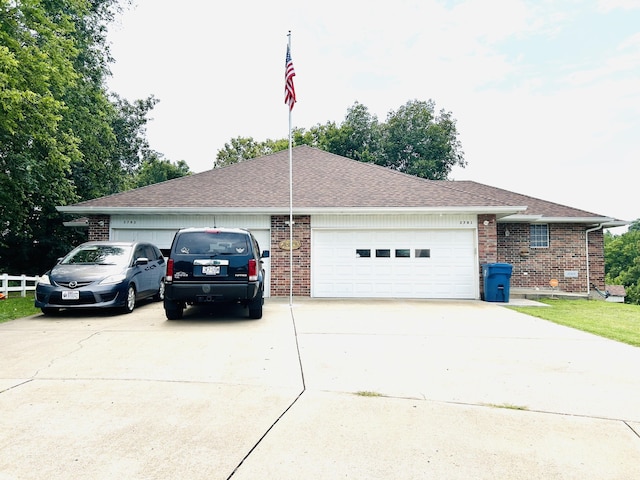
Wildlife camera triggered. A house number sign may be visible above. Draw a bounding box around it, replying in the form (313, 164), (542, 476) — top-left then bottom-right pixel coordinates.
(279, 239), (301, 251)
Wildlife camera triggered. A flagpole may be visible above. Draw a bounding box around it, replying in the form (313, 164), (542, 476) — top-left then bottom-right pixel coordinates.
(287, 31), (294, 307)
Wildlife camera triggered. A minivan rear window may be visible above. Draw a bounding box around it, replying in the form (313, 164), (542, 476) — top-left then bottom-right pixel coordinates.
(175, 232), (249, 255)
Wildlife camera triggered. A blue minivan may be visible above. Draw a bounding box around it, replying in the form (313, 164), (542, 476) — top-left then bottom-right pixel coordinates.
(35, 241), (166, 315)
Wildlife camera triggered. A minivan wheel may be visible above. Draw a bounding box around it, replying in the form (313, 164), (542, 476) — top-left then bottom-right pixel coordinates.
(153, 279), (165, 301)
(123, 284), (136, 313)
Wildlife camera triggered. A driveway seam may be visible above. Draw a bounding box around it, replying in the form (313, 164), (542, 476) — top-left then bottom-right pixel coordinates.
(227, 304), (306, 479)
(626, 421), (640, 439)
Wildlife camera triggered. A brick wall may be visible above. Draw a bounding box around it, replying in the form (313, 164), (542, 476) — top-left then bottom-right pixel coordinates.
(88, 216), (110, 241)
(270, 215), (311, 296)
(86, 213), (605, 297)
(477, 214), (498, 264)
(496, 223), (605, 293)
(477, 214), (497, 295)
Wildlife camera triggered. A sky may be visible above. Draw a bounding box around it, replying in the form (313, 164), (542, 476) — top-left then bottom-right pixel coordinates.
(106, 0), (639, 232)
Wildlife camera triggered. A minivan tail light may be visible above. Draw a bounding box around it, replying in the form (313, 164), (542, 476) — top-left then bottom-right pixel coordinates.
(166, 258), (174, 283)
(248, 259), (258, 281)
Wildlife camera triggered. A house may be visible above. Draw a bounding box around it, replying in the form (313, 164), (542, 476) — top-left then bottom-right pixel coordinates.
(605, 285), (626, 303)
(58, 146), (626, 299)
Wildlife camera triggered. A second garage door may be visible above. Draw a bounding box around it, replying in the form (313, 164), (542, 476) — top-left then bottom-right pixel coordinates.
(312, 229), (477, 299)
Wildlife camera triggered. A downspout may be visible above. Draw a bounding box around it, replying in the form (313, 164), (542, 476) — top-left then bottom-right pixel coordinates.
(585, 224), (605, 297)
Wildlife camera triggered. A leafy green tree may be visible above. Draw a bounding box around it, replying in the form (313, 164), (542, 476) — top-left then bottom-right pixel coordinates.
(605, 219), (640, 304)
(131, 154), (191, 188)
(1, 0), (83, 270)
(0, 0), (170, 274)
(380, 99), (466, 179)
(330, 102), (381, 163)
(215, 136), (289, 168)
(214, 99), (465, 180)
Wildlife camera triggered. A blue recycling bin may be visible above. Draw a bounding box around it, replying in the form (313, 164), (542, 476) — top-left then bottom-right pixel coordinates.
(482, 263), (513, 302)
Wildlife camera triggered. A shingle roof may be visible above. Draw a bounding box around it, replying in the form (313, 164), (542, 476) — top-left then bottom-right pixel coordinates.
(447, 181), (606, 218)
(606, 285), (626, 297)
(60, 145), (616, 222)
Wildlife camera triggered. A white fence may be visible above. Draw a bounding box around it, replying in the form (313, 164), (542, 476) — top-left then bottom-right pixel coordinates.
(0, 274), (40, 297)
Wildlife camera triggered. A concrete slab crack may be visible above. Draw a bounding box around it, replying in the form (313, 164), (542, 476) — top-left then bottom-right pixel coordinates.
(32, 331), (102, 379)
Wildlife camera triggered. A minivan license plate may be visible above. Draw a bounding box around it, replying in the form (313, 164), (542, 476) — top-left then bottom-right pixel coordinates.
(202, 266), (220, 275)
(62, 290), (80, 300)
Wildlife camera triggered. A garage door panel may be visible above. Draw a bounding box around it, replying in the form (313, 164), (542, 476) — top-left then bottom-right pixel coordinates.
(312, 229), (477, 299)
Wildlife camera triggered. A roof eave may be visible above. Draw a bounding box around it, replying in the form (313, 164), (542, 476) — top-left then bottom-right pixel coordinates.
(57, 205), (527, 216)
(56, 206), (287, 215)
(500, 214), (626, 226)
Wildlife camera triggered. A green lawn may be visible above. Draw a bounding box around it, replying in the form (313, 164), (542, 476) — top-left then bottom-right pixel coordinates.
(509, 299), (640, 347)
(0, 294), (39, 323)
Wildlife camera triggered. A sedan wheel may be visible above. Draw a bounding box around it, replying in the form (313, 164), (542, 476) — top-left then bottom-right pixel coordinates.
(123, 285), (136, 313)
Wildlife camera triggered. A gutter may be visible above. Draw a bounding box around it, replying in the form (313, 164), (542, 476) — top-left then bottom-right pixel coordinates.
(500, 215), (621, 224)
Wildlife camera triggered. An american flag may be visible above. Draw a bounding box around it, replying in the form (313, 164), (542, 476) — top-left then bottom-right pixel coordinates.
(284, 45), (296, 111)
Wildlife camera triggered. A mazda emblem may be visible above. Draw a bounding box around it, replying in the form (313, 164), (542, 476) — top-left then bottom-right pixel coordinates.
(69, 281), (77, 288)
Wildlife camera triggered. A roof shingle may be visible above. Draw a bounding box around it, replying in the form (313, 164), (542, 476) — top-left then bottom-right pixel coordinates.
(62, 146), (613, 220)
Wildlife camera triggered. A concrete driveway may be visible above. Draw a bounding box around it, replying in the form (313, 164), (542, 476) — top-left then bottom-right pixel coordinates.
(1, 298), (639, 479)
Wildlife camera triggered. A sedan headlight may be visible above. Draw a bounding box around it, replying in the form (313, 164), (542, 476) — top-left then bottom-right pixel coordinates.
(37, 274), (51, 285)
(99, 274), (127, 285)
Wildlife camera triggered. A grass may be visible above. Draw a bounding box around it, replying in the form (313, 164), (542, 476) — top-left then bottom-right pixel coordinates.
(509, 299), (640, 347)
(354, 391), (384, 397)
(0, 294), (39, 323)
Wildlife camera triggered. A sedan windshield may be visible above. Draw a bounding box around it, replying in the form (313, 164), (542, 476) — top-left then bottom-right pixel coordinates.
(61, 245), (131, 266)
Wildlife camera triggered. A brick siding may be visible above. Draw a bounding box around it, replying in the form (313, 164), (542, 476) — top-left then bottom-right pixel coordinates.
(477, 214), (497, 295)
(270, 215), (311, 296)
(90, 212), (605, 297)
(88, 216), (110, 241)
(497, 223), (605, 293)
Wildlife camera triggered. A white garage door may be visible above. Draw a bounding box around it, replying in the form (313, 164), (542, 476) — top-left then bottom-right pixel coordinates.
(312, 229), (477, 299)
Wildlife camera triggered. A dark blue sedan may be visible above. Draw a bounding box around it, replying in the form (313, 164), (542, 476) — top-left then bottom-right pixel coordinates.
(35, 241), (166, 315)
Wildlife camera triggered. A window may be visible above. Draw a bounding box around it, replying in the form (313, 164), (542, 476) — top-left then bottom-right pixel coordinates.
(415, 249), (431, 258)
(176, 232), (249, 255)
(395, 249), (410, 258)
(530, 224), (549, 248)
(356, 249), (371, 258)
(376, 249), (391, 258)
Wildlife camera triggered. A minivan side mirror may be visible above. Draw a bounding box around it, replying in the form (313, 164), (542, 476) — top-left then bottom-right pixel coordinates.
(261, 250), (270, 258)
(135, 257), (149, 266)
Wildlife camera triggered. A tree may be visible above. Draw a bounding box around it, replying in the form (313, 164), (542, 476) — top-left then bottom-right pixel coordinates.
(214, 136), (291, 168)
(130, 154), (191, 188)
(380, 99), (466, 179)
(214, 99), (465, 181)
(0, 0), (172, 274)
(605, 219), (640, 304)
(330, 102), (381, 163)
(1, 0), (83, 270)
